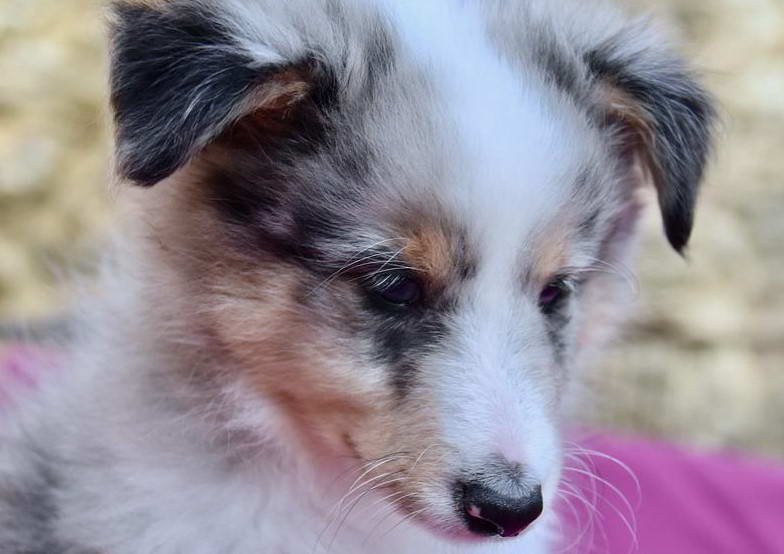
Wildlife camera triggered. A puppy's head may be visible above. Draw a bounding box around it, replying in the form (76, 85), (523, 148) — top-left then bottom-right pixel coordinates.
(108, 0), (714, 542)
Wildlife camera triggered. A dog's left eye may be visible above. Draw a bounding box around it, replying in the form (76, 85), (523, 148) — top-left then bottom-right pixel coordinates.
(369, 274), (422, 308)
(538, 278), (572, 314)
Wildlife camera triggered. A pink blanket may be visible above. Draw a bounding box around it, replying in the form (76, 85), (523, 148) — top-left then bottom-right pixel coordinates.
(0, 345), (60, 408)
(560, 432), (784, 553)
(3, 347), (783, 552)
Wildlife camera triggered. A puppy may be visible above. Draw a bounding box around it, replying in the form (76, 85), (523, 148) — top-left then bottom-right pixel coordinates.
(0, 1), (714, 552)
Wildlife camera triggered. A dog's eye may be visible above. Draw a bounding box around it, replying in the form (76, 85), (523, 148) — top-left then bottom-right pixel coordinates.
(538, 278), (572, 314)
(370, 274), (422, 308)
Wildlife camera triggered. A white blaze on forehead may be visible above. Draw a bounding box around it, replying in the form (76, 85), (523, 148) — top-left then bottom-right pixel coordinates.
(383, 0), (590, 273)
(384, 0), (579, 481)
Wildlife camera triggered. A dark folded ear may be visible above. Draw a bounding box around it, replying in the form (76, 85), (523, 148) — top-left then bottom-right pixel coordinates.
(586, 27), (716, 253)
(108, 2), (318, 186)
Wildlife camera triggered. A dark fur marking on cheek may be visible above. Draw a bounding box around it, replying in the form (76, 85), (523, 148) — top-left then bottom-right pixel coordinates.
(368, 307), (451, 397)
(543, 297), (576, 363)
(546, 313), (570, 362)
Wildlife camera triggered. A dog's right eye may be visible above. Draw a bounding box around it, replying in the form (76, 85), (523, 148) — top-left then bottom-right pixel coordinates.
(367, 274), (422, 309)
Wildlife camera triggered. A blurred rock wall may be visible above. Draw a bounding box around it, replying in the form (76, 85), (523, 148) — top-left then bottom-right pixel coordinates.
(598, 0), (784, 458)
(0, 0), (109, 318)
(0, 0), (782, 458)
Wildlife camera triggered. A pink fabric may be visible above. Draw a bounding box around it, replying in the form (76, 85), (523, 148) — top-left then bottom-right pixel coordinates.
(559, 432), (784, 553)
(2, 347), (784, 551)
(0, 345), (53, 407)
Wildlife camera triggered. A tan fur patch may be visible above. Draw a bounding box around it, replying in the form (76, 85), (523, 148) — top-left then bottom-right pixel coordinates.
(124, 180), (389, 458)
(602, 84), (660, 187)
(122, 153), (454, 510)
(252, 69), (312, 111)
(528, 222), (572, 286)
(403, 225), (455, 283)
(213, 66), (316, 152)
(202, 259), (395, 456)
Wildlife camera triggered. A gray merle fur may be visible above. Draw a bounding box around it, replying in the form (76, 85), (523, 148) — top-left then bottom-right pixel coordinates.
(111, 2), (280, 186)
(584, 28), (716, 253)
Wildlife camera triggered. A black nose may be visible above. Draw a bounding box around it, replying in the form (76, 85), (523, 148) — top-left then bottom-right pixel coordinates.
(461, 482), (543, 538)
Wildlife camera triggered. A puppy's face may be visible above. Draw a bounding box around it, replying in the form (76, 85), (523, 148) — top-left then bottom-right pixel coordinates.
(109, 0), (713, 541)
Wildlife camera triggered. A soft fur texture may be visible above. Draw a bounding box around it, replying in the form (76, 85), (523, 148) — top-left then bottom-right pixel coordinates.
(0, 1), (714, 552)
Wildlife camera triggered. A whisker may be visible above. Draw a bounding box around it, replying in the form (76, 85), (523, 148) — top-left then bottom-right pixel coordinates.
(555, 486), (601, 552)
(378, 507), (428, 540)
(327, 474), (407, 552)
(562, 467), (638, 551)
(565, 445), (641, 508)
(307, 238), (410, 295)
(314, 453), (409, 552)
(409, 443), (439, 474)
(363, 492), (419, 546)
(581, 256), (640, 295)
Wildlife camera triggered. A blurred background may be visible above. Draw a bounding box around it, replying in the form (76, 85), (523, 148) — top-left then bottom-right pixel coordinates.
(0, 1), (782, 459)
